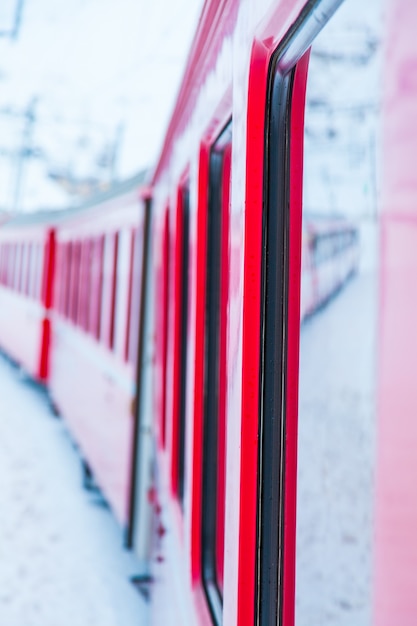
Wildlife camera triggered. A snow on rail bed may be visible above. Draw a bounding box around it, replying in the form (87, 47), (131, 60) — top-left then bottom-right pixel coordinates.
(0, 352), (148, 626)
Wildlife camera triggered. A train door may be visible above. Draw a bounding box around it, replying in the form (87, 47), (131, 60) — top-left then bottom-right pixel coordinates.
(255, 0), (381, 624)
(176, 122), (233, 625)
(171, 183), (191, 506)
(127, 197), (154, 573)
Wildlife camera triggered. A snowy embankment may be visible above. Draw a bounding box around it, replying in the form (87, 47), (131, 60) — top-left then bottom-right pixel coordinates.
(0, 353), (148, 626)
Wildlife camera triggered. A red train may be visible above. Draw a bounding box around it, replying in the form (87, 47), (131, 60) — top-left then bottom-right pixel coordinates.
(0, 0), (416, 624)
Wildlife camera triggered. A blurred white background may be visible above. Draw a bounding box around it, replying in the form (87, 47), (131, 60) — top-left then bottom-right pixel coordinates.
(0, 0), (203, 211)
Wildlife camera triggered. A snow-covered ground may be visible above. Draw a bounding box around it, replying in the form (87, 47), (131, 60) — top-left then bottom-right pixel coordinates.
(0, 352), (148, 625)
(296, 269), (378, 626)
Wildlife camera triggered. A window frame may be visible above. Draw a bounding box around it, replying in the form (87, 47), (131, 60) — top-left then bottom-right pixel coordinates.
(171, 183), (191, 506)
(89, 236), (104, 340)
(254, 2), (344, 624)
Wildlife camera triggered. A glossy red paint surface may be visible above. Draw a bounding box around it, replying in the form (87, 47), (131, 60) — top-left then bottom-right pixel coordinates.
(237, 2), (310, 621)
(152, 0), (238, 183)
(374, 1), (417, 623)
(39, 230), (56, 380)
(238, 37), (269, 626)
(150, 0), (312, 623)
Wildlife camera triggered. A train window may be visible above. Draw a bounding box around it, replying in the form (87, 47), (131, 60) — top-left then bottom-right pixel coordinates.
(3, 245), (6, 286)
(126, 227), (144, 365)
(12, 243), (18, 291)
(5, 244), (11, 286)
(172, 183), (190, 505)
(0, 246), (4, 286)
(14, 243), (22, 292)
(62, 243), (71, 315)
(77, 240), (92, 331)
(125, 231), (134, 362)
(27, 244), (35, 298)
(4, 244), (9, 286)
(2, 245), (5, 286)
(53, 243), (61, 312)
(59, 243), (67, 314)
(3, 245), (8, 286)
(100, 232), (118, 349)
(159, 209), (170, 446)
(6, 245), (10, 287)
(257, 54), (295, 625)
(295, 3), (381, 624)
(20, 243), (29, 295)
(84, 240), (93, 331)
(21, 243), (27, 293)
(76, 241), (85, 327)
(0, 244), (5, 285)
(89, 236), (104, 340)
(3, 246), (8, 286)
(75, 242), (83, 323)
(9, 244), (16, 289)
(62, 242), (72, 316)
(34, 244), (44, 301)
(69, 241), (82, 323)
(113, 229), (132, 359)
(201, 124), (231, 623)
(24, 243), (31, 295)
(126, 230), (137, 364)
(59, 243), (68, 315)
(9, 244), (14, 288)
(41, 240), (49, 304)
(7, 244), (14, 288)
(16, 243), (22, 292)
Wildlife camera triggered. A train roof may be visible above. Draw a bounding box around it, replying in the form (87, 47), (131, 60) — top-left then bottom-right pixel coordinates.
(152, 0), (238, 182)
(0, 170), (149, 231)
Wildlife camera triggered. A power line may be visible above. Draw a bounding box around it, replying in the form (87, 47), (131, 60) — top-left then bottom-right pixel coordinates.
(12, 97), (37, 212)
(0, 0), (25, 39)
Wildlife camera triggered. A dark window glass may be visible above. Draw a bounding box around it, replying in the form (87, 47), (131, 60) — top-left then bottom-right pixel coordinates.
(173, 184), (190, 505)
(88, 236), (104, 339)
(202, 123), (231, 624)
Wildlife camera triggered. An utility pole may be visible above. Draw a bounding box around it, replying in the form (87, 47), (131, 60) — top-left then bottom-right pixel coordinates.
(12, 97), (37, 213)
(0, 0), (25, 39)
(110, 122), (124, 182)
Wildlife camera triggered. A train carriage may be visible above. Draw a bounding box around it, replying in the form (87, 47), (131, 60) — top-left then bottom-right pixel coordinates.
(49, 174), (150, 527)
(0, 213), (56, 382)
